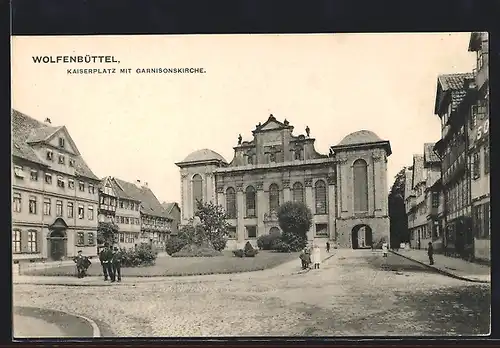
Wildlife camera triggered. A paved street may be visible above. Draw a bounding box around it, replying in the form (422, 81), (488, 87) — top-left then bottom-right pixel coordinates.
(13, 249), (490, 337)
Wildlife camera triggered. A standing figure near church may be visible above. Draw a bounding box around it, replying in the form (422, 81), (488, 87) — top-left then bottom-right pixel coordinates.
(305, 125), (310, 137)
(326, 241), (330, 253)
(311, 244), (321, 269)
(238, 134), (242, 145)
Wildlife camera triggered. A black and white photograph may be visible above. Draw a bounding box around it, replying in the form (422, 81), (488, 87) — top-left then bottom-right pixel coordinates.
(11, 32), (490, 338)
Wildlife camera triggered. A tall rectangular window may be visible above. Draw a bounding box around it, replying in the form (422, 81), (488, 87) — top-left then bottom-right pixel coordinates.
(484, 146), (490, 174)
(56, 200), (63, 217)
(88, 206), (94, 220)
(432, 192), (439, 208)
(76, 232), (85, 245)
(13, 192), (22, 213)
(45, 173), (52, 185)
(28, 231), (38, 252)
(353, 159), (369, 212)
(78, 205), (84, 219)
(246, 226), (257, 238)
(473, 151), (481, 179)
(12, 230), (21, 253)
(67, 202), (74, 218)
(30, 170), (38, 181)
(43, 198), (51, 216)
(79, 181), (85, 191)
(87, 232), (95, 246)
(29, 196), (37, 214)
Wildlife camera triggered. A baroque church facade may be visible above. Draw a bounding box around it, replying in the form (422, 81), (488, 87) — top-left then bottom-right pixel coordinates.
(176, 114), (391, 249)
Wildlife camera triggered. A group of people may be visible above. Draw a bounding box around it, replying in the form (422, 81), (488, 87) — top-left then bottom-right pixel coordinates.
(73, 243), (123, 281)
(299, 244), (323, 270)
(99, 243), (123, 282)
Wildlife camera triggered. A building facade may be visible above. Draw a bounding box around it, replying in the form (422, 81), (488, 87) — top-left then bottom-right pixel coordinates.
(161, 202), (181, 236)
(105, 178), (173, 251)
(406, 144), (441, 250)
(12, 110), (100, 261)
(176, 114), (391, 249)
(468, 32), (490, 262)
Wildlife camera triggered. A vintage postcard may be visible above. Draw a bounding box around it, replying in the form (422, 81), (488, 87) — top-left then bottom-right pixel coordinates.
(11, 33), (490, 338)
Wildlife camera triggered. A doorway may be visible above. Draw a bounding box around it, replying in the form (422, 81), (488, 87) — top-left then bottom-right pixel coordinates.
(48, 229), (67, 261)
(351, 224), (373, 249)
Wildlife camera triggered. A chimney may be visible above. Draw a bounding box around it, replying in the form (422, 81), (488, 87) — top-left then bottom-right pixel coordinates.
(44, 118), (51, 124)
(135, 179), (141, 188)
(143, 182), (148, 188)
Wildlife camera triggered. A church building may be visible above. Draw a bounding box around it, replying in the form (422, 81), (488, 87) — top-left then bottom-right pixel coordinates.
(176, 114), (391, 249)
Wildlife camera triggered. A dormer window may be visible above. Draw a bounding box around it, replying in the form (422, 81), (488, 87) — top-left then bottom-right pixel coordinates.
(13, 165), (25, 178)
(58, 137), (65, 148)
(58, 154), (65, 164)
(69, 159), (75, 167)
(46, 150), (53, 161)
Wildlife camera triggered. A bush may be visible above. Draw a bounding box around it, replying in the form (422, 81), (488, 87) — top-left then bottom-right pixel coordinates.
(257, 231), (281, 250)
(245, 249), (258, 257)
(271, 237), (292, 253)
(172, 244), (223, 257)
(121, 244), (157, 267)
(165, 236), (188, 256)
(233, 249), (245, 258)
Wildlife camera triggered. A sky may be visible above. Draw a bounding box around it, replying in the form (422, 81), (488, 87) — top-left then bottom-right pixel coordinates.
(11, 33), (475, 204)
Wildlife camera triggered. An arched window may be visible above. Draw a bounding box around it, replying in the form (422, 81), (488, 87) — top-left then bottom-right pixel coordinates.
(315, 180), (327, 214)
(292, 182), (304, 203)
(246, 186), (256, 217)
(225, 187), (236, 219)
(269, 183), (280, 213)
(353, 159), (369, 212)
(192, 174), (203, 213)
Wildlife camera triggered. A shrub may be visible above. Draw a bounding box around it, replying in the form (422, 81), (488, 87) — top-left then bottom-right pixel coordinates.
(194, 200), (230, 251)
(172, 244), (223, 257)
(233, 249), (245, 258)
(257, 231), (281, 250)
(245, 249), (258, 257)
(121, 244), (157, 267)
(165, 236), (188, 256)
(271, 237), (292, 253)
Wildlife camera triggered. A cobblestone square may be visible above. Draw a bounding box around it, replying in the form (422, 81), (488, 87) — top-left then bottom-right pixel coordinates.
(13, 250), (490, 337)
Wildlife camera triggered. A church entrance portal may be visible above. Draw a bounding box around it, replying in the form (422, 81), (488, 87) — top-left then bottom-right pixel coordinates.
(351, 224), (372, 249)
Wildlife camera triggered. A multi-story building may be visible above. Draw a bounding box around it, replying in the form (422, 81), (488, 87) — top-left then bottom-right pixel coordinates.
(409, 154), (427, 249)
(177, 114), (392, 249)
(98, 177), (117, 225)
(161, 202), (181, 236)
(433, 72), (474, 259)
(102, 177), (173, 251)
(12, 110), (100, 261)
(404, 168), (416, 247)
(467, 32), (490, 262)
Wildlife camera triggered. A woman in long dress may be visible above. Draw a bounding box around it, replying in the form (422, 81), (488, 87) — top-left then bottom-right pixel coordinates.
(311, 244), (321, 269)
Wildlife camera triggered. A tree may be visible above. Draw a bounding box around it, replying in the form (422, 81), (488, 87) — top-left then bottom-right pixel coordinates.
(389, 167), (409, 248)
(97, 221), (118, 246)
(194, 200), (230, 251)
(276, 201), (312, 252)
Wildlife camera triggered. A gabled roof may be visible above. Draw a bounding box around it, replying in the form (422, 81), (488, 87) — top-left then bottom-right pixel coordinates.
(161, 202), (180, 215)
(252, 114), (293, 134)
(423, 143), (440, 165)
(112, 178), (172, 219)
(411, 154), (425, 189)
(434, 73), (475, 115)
(12, 109), (99, 180)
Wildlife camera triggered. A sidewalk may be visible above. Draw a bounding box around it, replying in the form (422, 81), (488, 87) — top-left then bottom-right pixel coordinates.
(391, 249), (490, 283)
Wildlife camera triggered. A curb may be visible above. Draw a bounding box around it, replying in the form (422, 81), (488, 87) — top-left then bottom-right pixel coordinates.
(14, 306), (101, 338)
(390, 250), (490, 284)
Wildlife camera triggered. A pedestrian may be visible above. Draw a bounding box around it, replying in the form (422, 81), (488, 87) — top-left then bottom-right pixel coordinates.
(299, 248), (307, 269)
(112, 247), (123, 282)
(326, 241), (330, 253)
(73, 250), (85, 278)
(304, 247), (312, 269)
(99, 244), (113, 281)
(312, 244), (321, 269)
(428, 242), (434, 265)
(382, 241), (388, 258)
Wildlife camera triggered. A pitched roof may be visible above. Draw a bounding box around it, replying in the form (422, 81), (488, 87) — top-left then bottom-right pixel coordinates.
(435, 73), (475, 114)
(161, 202), (180, 215)
(423, 143), (440, 164)
(411, 154), (425, 189)
(113, 178), (172, 219)
(12, 109), (99, 180)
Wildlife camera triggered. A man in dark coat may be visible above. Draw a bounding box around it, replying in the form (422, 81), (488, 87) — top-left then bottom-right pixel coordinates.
(99, 244), (113, 281)
(74, 250), (85, 278)
(111, 247), (123, 282)
(326, 241), (331, 253)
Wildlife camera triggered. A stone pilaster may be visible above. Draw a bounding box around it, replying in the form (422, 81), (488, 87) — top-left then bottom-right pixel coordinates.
(256, 181), (265, 235)
(283, 179), (291, 202)
(304, 177), (314, 241)
(216, 184), (225, 210)
(338, 158), (349, 214)
(327, 173), (336, 241)
(236, 183), (245, 242)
